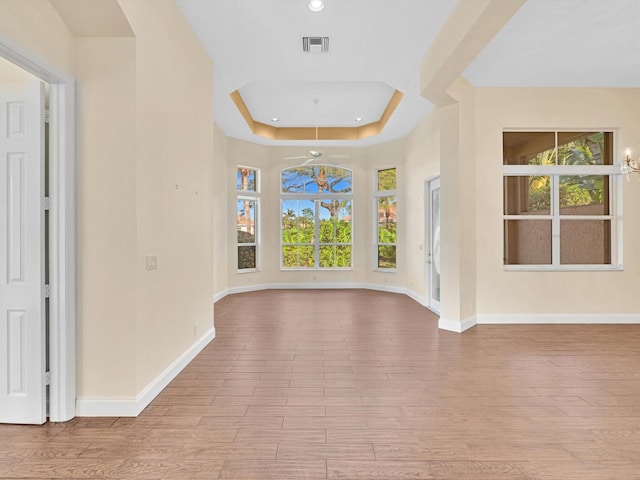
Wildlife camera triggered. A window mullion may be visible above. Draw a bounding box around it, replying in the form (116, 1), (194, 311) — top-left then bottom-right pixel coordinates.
(296, 201), (301, 267)
(314, 200), (320, 268)
(552, 175), (560, 265)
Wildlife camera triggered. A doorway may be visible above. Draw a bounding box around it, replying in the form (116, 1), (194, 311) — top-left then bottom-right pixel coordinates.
(0, 43), (75, 424)
(426, 177), (441, 313)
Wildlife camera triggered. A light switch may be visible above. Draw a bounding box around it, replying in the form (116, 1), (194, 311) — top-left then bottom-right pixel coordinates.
(146, 255), (158, 270)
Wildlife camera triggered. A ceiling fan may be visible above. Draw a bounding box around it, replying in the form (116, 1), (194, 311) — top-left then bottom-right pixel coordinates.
(284, 149), (348, 166)
(284, 99), (349, 166)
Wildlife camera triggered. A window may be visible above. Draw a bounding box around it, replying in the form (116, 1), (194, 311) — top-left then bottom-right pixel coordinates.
(281, 166), (352, 269)
(374, 167), (397, 269)
(503, 131), (620, 269)
(237, 167), (259, 271)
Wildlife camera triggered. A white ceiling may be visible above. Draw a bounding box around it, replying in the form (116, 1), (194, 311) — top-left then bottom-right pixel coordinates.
(176, 0), (457, 146)
(176, 0), (640, 148)
(239, 81), (395, 127)
(464, 0), (640, 88)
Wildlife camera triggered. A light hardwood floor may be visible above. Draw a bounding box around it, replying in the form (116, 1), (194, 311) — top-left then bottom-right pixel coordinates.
(2, 289), (640, 479)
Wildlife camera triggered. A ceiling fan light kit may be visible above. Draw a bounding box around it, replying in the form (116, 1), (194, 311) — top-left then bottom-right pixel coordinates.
(283, 98), (350, 166)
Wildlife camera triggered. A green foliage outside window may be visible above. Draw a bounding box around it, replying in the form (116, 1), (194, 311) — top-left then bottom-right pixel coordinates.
(377, 168), (396, 191)
(528, 180), (602, 212)
(378, 225), (396, 269)
(526, 134), (608, 212)
(281, 204), (352, 269)
(376, 186), (396, 269)
(280, 166), (353, 269)
(237, 244), (255, 270)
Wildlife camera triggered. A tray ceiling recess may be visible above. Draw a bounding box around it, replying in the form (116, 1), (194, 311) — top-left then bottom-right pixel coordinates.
(175, 0), (459, 146)
(230, 81), (404, 141)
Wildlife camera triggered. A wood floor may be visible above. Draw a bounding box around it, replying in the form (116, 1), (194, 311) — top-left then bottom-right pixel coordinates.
(2, 289), (640, 479)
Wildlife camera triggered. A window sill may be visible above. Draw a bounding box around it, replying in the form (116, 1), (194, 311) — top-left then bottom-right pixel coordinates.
(373, 268), (397, 273)
(504, 264), (623, 272)
(237, 268), (258, 274)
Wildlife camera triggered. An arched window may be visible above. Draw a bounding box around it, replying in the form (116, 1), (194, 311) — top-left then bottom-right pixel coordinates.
(280, 166), (353, 269)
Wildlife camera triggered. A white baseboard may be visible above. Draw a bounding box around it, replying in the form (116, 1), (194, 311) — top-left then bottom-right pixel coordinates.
(477, 313), (640, 324)
(76, 327), (215, 417)
(213, 289), (229, 303)
(405, 289), (427, 307)
(214, 282), (426, 305)
(365, 283), (410, 296)
(438, 315), (477, 333)
(74, 398), (141, 418)
(225, 282), (373, 296)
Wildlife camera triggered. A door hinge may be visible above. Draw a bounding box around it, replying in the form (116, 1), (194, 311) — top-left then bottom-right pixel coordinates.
(44, 110), (50, 124)
(44, 284), (51, 298)
(45, 371), (51, 386)
(43, 197), (51, 211)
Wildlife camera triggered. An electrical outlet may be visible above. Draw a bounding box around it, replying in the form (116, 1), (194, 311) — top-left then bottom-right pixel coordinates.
(146, 255), (158, 270)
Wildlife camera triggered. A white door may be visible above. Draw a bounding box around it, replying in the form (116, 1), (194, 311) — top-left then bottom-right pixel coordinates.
(0, 80), (46, 424)
(426, 177), (441, 313)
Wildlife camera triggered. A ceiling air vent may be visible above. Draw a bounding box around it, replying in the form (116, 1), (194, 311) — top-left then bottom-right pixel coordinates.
(303, 36), (329, 53)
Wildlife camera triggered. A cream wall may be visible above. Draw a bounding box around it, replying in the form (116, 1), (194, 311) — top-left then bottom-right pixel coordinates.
(213, 124), (229, 298)
(118, 0), (215, 394)
(75, 37), (137, 398)
(404, 111), (440, 303)
(0, 0), (74, 75)
(365, 138), (406, 290)
(474, 88), (640, 316)
(0, 56), (35, 81)
(0, 0), (216, 409)
(443, 78), (477, 327)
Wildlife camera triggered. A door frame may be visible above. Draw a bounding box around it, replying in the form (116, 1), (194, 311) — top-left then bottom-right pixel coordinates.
(425, 175), (441, 314)
(0, 40), (76, 422)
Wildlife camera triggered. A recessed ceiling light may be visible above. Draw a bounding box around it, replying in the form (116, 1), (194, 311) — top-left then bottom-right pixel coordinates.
(308, 0), (325, 12)
(271, 117), (279, 122)
(355, 117), (363, 122)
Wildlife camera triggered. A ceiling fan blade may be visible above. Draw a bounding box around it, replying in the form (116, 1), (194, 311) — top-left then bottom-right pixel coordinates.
(326, 154), (349, 159)
(284, 155), (309, 160)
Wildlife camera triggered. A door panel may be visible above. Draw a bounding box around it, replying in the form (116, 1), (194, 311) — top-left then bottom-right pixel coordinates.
(0, 80), (46, 424)
(426, 177), (441, 313)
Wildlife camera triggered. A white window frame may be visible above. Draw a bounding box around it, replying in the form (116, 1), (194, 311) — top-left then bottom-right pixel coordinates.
(280, 166), (353, 270)
(373, 167), (397, 272)
(503, 131), (623, 271)
(236, 166), (259, 273)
